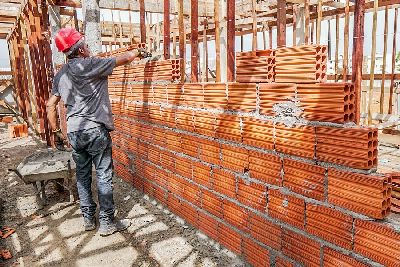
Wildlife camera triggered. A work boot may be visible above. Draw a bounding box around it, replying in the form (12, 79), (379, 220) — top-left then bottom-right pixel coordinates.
(98, 219), (131, 236)
(84, 217), (96, 231)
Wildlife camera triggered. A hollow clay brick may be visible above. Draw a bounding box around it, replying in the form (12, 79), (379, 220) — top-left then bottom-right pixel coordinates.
(275, 256), (295, 267)
(305, 204), (353, 250)
(242, 236), (270, 267)
(183, 83), (204, 107)
(242, 117), (274, 150)
(220, 144), (249, 173)
(216, 114), (242, 142)
(282, 229), (321, 267)
(249, 212), (282, 250)
(181, 201), (199, 227)
(194, 111), (216, 137)
(212, 168), (236, 199)
(198, 139), (221, 165)
(237, 179), (267, 212)
(193, 161), (212, 188)
(354, 219), (400, 267)
(323, 247), (370, 267)
(167, 173), (185, 197)
(201, 190), (223, 218)
(259, 83), (296, 116)
(249, 151), (282, 186)
(203, 83), (228, 109)
(176, 109), (194, 132)
(236, 50), (275, 83)
(198, 210), (219, 241)
(283, 158), (326, 201)
(223, 199), (249, 232)
(180, 133), (200, 158)
(166, 83), (184, 105)
(227, 82), (257, 112)
(175, 156), (193, 179)
(183, 181), (201, 206)
(268, 189), (305, 230)
(218, 223), (242, 254)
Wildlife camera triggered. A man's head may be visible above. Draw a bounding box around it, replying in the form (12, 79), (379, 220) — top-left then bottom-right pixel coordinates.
(55, 28), (90, 59)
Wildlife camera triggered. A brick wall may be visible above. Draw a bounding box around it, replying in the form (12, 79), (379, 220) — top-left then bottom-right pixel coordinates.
(107, 45), (400, 266)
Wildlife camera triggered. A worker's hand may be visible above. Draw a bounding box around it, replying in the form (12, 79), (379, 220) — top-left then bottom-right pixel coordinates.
(53, 129), (67, 151)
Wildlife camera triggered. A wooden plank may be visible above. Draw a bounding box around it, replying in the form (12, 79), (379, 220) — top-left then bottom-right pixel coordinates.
(351, 0), (366, 125)
(389, 8), (398, 114)
(252, 0), (257, 50)
(380, 6), (389, 115)
(292, 4), (297, 46)
(164, 0), (170, 59)
(342, 0), (349, 81)
(316, 0), (322, 44)
(334, 14), (339, 82)
(276, 0), (286, 47)
(304, 0), (310, 44)
(178, 0), (185, 82)
(214, 0), (221, 82)
(139, 0), (146, 42)
(368, 0), (378, 125)
(202, 18), (208, 82)
(191, 0), (199, 82)
(226, 0), (235, 82)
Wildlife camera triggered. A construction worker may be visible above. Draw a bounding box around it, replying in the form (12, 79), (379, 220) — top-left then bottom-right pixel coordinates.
(46, 27), (145, 236)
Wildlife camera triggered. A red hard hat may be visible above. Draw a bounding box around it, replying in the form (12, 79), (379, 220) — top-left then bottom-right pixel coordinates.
(55, 28), (83, 53)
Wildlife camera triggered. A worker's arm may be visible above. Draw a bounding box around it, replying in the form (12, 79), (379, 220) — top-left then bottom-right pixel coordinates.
(114, 49), (143, 67)
(46, 94), (61, 131)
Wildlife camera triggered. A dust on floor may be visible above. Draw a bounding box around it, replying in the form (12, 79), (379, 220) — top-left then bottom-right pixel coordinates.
(0, 123), (246, 267)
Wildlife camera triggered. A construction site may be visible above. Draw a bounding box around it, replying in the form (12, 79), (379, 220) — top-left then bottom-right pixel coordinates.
(1, 0), (400, 266)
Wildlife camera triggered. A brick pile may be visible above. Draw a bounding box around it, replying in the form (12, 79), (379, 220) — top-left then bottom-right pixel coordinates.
(392, 173), (400, 214)
(8, 123), (28, 138)
(107, 44), (399, 266)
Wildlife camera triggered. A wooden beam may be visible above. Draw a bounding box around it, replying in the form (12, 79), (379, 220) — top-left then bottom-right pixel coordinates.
(389, 8), (398, 114)
(139, 0), (146, 43)
(226, 0), (235, 82)
(202, 18), (208, 82)
(334, 14), (339, 81)
(316, 0), (322, 44)
(380, 6), (389, 115)
(351, 0), (365, 124)
(191, 0), (199, 82)
(251, 0), (257, 50)
(164, 0), (170, 59)
(178, 0), (185, 82)
(342, 0), (349, 81)
(277, 0), (286, 47)
(304, 0), (310, 44)
(214, 0), (221, 82)
(368, 0), (378, 125)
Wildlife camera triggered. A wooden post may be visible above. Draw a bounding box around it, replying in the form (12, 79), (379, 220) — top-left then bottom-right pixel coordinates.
(304, 0), (310, 44)
(203, 18), (209, 82)
(335, 14), (339, 82)
(252, 0), (257, 51)
(191, 0), (199, 82)
(73, 8), (79, 32)
(342, 0), (350, 81)
(367, 0), (378, 125)
(227, 0), (235, 82)
(164, 0), (170, 59)
(178, 0), (185, 82)
(277, 0), (286, 47)
(214, 0), (221, 82)
(389, 8), (398, 114)
(262, 23), (267, 50)
(292, 4), (297, 46)
(269, 26), (272, 49)
(351, 0), (366, 125)
(118, 10), (123, 47)
(139, 0), (146, 43)
(316, 0), (322, 44)
(379, 6), (389, 115)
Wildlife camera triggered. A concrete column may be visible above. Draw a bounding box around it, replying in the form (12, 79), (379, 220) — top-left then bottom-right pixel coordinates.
(295, 7), (305, 45)
(48, 5), (64, 66)
(83, 0), (102, 55)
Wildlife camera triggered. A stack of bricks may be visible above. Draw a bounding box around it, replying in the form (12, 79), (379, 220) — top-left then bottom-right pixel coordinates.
(392, 173), (400, 214)
(8, 123), (28, 138)
(108, 44), (400, 266)
(236, 50), (275, 83)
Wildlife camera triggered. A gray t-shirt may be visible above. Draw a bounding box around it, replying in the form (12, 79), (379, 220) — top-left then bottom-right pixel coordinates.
(52, 57), (116, 133)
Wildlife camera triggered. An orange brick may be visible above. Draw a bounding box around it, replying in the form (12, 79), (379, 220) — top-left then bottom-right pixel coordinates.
(354, 219), (400, 267)
(242, 237), (270, 267)
(218, 224), (242, 254)
(194, 111), (216, 137)
(275, 256), (295, 267)
(306, 204), (353, 250)
(164, 129), (182, 152)
(168, 173), (185, 197)
(198, 210), (219, 241)
(227, 82), (257, 112)
(222, 199), (249, 232)
(193, 161), (212, 187)
(181, 201), (199, 227)
(249, 152), (282, 186)
(8, 123), (28, 138)
(201, 190), (223, 218)
(112, 147), (130, 166)
(160, 150), (176, 171)
(166, 83), (184, 105)
(180, 133), (199, 158)
(327, 169), (391, 219)
(220, 144), (249, 173)
(259, 83), (296, 116)
(213, 168), (236, 199)
(282, 229), (321, 267)
(237, 179), (267, 212)
(114, 163), (133, 183)
(268, 189), (305, 230)
(203, 83), (227, 109)
(283, 158), (326, 201)
(143, 179), (155, 196)
(198, 139), (221, 165)
(242, 117), (274, 150)
(176, 109), (194, 131)
(216, 114), (242, 142)
(183, 83), (204, 107)
(323, 247), (370, 267)
(175, 156), (193, 179)
(147, 145), (161, 165)
(275, 123), (316, 159)
(183, 181), (201, 206)
(160, 107), (176, 128)
(249, 212), (282, 250)
(153, 168), (168, 188)
(167, 193), (182, 216)
(154, 185), (168, 206)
